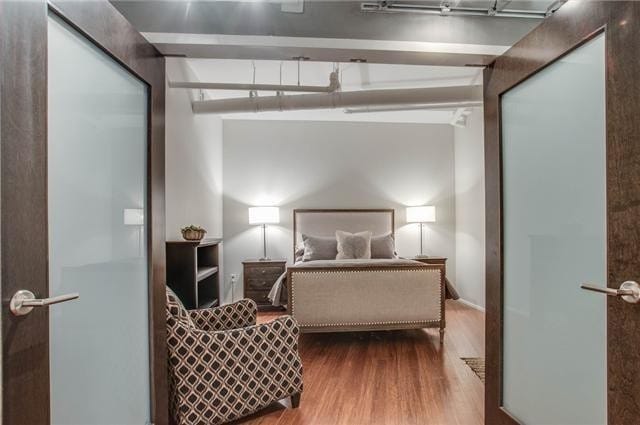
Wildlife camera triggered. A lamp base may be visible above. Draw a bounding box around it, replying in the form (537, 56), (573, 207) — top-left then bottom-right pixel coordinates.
(258, 257), (271, 261)
(414, 254), (430, 259)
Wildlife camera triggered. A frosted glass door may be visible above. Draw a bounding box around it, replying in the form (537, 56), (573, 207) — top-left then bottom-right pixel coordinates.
(48, 14), (150, 424)
(501, 34), (606, 424)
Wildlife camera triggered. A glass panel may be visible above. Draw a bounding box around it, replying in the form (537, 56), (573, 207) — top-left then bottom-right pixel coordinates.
(48, 14), (150, 424)
(501, 34), (606, 424)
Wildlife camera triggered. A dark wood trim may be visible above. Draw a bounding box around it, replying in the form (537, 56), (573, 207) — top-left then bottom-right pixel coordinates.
(242, 259), (288, 265)
(167, 238), (223, 246)
(46, 2), (169, 423)
(1, 1), (168, 423)
(292, 208), (396, 259)
(0, 1), (50, 422)
(484, 2), (640, 424)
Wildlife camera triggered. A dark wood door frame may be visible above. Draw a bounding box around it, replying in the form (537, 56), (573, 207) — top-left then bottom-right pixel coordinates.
(0, 2), (49, 422)
(484, 2), (640, 424)
(1, 1), (168, 423)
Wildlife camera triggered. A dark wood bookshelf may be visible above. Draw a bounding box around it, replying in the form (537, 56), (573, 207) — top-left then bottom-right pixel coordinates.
(166, 238), (222, 309)
(197, 266), (219, 281)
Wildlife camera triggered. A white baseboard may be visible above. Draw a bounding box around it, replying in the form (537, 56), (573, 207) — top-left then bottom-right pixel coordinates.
(456, 298), (486, 312)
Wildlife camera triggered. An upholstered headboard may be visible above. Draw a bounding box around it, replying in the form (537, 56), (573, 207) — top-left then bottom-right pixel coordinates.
(292, 209), (395, 257)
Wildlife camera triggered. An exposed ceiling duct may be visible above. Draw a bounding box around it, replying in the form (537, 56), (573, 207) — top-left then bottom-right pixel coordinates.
(170, 71), (340, 93)
(361, 1), (567, 19)
(344, 100), (482, 113)
(191, 85), (482, 115)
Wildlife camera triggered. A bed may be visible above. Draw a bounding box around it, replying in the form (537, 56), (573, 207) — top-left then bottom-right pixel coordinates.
(273, 209), (445, 341)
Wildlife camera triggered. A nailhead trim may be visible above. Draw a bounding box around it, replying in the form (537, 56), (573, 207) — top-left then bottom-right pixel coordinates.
(290, 268), (443, 326)
(300, 319), (441, 328)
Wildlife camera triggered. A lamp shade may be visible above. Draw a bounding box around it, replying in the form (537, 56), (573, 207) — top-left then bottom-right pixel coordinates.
(406, 206), (436, 223)
(124, 208), (144, 225)
(248, 206), (280, 225)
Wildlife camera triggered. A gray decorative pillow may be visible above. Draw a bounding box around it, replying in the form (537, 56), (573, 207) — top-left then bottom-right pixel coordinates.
(302, 234), (338, 262)
(371, 233), (395, 259)
(294, 242), (305, 263)
(336, 230), (372, 260)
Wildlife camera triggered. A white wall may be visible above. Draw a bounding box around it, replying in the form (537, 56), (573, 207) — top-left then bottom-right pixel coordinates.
(165, 58), (224, 240)
(165, 58), (225, 302)
(453, 107), (486, 309)
(222, 120), (456, 303)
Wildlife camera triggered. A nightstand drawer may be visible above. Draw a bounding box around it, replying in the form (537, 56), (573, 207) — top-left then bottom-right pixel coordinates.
(244, 290), (271, 304)
(243, 260), (286, 310)
(246, 277), (276, 290)
(245, 266), (284, 279)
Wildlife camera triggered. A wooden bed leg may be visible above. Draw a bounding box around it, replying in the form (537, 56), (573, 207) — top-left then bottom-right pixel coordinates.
(290, 392), (301, 409)
(439, 328), (445, 344)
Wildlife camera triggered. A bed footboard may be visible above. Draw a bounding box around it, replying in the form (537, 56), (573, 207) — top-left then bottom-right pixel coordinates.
(286, 264), (445, 340)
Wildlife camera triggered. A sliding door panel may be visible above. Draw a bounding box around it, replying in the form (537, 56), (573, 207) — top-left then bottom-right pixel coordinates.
(48, 14), (150, 424)
(500, 34), (606, 424)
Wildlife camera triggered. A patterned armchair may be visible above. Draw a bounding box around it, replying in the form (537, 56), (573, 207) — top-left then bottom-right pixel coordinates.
(166, 288), (303, 425)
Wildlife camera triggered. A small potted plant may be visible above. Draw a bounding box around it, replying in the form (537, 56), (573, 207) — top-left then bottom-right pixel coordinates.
(181, 225), (207, 241)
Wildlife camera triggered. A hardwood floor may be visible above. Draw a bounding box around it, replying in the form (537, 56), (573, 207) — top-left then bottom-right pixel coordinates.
(237, 300), (485, 425)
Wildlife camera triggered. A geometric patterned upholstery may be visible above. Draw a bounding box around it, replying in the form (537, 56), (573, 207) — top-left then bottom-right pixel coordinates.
(188, 298), (257, 332)
(166, 288), (303, 425)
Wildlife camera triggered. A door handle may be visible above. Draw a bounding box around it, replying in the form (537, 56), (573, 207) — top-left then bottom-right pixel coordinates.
(580, 281), (640, 304)
(9, 289), (79, 316)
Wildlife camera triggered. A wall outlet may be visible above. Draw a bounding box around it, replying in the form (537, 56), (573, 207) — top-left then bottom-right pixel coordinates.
(229, 274), (239, 303)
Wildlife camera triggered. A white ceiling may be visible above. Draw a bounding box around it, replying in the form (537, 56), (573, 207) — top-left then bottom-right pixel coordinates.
(178, 58), (482, 124)
(111, 0), (555, 66)
(114, 0), (559, 124)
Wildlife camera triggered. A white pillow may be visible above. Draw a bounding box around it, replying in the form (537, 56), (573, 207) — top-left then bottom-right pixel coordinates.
(335, 230), (372, 260)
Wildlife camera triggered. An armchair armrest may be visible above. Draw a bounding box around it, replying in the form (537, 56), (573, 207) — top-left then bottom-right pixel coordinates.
(188, 298), (257, 331)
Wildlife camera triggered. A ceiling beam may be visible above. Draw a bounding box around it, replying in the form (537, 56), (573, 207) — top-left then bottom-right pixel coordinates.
(144, 33), (508, 66)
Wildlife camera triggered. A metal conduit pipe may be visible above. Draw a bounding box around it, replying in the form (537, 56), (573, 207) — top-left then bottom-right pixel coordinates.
(192, 85), (483, 114)
(344, 100), (483, 114)
(171, 71), (340, 93)
(360, 1), (566, 18)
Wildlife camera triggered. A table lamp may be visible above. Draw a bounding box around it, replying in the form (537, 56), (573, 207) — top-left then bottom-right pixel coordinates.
(406, 206), (436, 258)
(248, 206), (280, 260)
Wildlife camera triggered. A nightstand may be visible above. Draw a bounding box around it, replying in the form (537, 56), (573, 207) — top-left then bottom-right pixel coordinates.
(412, 256), (447, 269)
(242, 259), (287, 310)
(411, 257), (459, 300)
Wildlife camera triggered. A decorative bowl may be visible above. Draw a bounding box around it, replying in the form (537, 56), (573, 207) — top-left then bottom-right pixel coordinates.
(181, 225), (207, 241)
